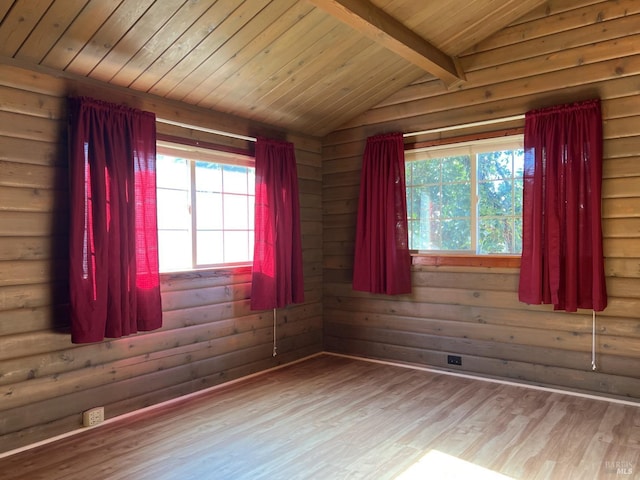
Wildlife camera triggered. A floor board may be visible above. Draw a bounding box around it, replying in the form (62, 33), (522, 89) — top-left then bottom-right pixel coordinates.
(1, 354), (639, 479)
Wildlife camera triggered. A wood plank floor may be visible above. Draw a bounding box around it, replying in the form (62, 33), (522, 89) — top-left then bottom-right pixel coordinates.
(1, 354), (639, 479)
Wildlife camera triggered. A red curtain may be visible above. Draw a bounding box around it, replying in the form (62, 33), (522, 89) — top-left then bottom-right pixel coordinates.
(68, 97), (162, 343)
(519, 99), (607, 312)
(353, 132), (412, 295)
(251, 137), (304, 310)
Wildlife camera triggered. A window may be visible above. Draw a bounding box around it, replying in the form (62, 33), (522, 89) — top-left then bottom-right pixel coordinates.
(155, 143), (254, 272)
(405, 136), (524, 255)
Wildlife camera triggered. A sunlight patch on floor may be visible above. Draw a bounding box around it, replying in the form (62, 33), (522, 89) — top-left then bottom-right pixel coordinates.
(395, 450), (515, 480)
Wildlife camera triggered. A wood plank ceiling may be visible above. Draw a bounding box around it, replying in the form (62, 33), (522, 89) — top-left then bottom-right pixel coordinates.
(0, 0), (547, 137)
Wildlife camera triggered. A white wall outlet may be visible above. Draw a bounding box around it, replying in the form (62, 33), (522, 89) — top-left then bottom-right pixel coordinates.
(82, 406), (105, 427)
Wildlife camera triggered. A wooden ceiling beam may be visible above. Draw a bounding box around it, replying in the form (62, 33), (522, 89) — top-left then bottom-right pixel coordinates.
(307, 0), (466, 87)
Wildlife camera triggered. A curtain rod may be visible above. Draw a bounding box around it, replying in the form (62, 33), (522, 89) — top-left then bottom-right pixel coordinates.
(159, 113), (525, 143)
(156, 118), (257, 143)
(403, 114), (525, 138)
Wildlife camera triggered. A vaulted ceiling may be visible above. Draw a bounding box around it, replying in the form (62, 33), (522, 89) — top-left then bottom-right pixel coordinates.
(0, 0), (547, 137)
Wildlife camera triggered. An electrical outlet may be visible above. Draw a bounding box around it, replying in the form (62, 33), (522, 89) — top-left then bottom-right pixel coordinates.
(447, 355), (462, 366)
(82, 407), (104, 427)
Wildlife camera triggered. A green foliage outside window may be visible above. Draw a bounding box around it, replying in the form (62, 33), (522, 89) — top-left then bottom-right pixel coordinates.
(477, 150), (524, 254)
(406, 142), (524, 254)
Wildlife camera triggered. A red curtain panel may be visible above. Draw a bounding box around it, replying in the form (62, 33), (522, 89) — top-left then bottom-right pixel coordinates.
(251, 137), (304, 310)
(519, 99), (607, 312)
(68, 97), (162, 343)
(353, 132), (412, 295)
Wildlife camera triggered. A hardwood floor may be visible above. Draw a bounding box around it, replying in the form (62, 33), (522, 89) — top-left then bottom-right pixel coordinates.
(1, 354), (639, 479)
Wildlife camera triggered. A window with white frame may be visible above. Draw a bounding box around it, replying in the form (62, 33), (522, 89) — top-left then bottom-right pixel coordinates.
(405, 135), (524, 255)
(155, 142), (254, 272)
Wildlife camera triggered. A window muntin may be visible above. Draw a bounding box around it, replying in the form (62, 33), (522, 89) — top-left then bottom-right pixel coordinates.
(156, 146), (254, 272)
(405, 136), (524, 255)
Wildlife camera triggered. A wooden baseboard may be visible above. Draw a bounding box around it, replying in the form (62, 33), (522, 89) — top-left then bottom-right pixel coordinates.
(324, 351), (640, 407)
(0, 351), (325, 460)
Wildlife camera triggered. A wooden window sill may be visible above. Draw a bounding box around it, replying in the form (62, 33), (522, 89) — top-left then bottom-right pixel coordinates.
(411, 254), (521, 268)
(160, 265), (252, 280)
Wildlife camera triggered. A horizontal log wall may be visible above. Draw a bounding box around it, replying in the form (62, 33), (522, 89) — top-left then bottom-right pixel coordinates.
(0, 62), (323, 453)
(322, 0), (640, 400)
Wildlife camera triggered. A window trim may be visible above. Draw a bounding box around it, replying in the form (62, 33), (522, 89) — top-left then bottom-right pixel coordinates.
(157, 133), (254, 160)
(405, 130), (524, 264)
(404, 128), (524, 152)
(157, 138), (254, 168)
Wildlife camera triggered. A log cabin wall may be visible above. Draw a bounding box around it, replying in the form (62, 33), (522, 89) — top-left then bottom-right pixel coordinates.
(0, 62), (323, 453)
(322, 0), (640, 400)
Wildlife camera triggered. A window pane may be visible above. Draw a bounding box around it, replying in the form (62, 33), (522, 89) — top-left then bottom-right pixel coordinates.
(157, 189), (189, 230)
(479, 218), (516, 254)
(411, 216), (434, 250)
(196, 191), (222, 229)
(440, 218), (471, 250)
(442, 156), (470, 183)
(406, 189), (415, 221)
(514, 218), (523, 253)
(408, 185), (438, 250)
(248, 195), (255, 226)
(421, 218), (471, 250)
(157, 155), (189, 189)
(224, 165), (249, 194)
(442, 183), (471, 218)
(196, 161), (222, 192)
(410, 186), (440, 220)
(223, 194), (249, 230)
(197, 231), (223, 265)
(478, 180), (513, 216)
(158, 230), (191, 271)
(478, 151), (513, 180)
(409, 223), (426, 250)
(411, 158), (441, 184)
(224, 231), (250, 263)
(476, 148), (523, 254)
(514, 178), (524, 215)
(406, 154), (471, 251)
(248, 168), (255, 193)
(513, 149), (524, 175)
